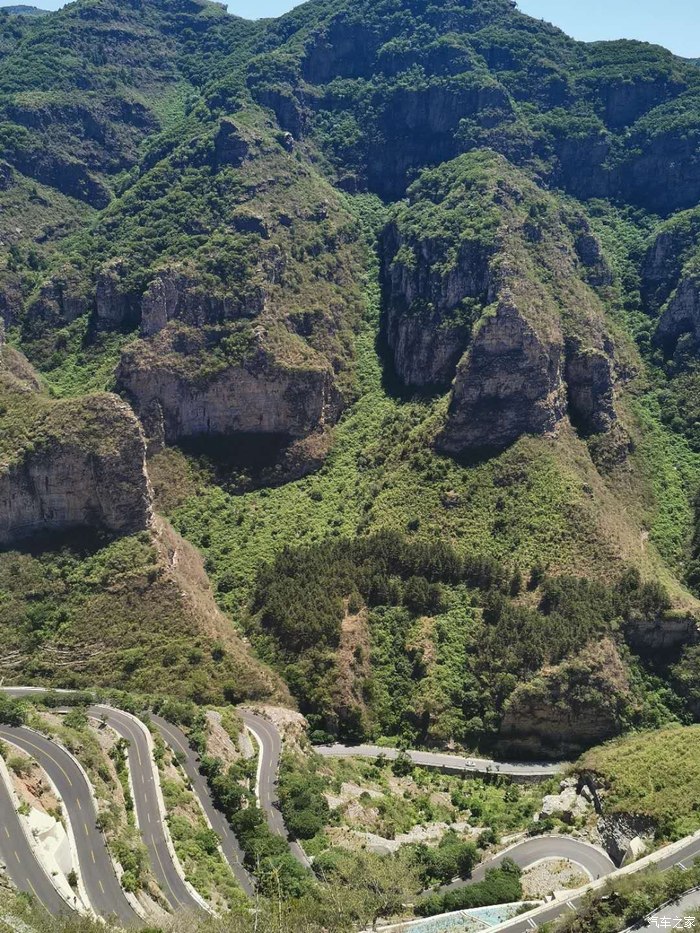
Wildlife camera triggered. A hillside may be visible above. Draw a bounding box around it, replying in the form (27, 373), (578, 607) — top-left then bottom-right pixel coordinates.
(0, 0), (699, 759)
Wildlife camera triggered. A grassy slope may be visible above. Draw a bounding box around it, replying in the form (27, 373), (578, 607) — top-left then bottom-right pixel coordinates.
(0, 519), (289, 705)
(578, 724), (700, 839)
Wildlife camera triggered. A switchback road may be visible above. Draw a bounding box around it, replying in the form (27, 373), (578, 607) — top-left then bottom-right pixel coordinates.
(0, 752), (71, 917)
(238, 709), (312, 869)
(149, 713), (255, 896)
(0, 725), (139, 926)
(88, 705), (203, 916)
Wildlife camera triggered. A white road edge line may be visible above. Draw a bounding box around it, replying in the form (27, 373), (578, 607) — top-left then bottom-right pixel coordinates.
(100, 706), (213, 916)
(243, 723), (264, 807)
(0, 730), (95, 920)
(0, 743), (82, 915)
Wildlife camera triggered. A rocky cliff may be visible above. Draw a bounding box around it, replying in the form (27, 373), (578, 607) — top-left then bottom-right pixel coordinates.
(381, 152), (622, 455)
(0, 336), (152, 546)
(655, 270), (700, 355)
(438, 294), (567, 455)
(117, 325), (342, 452)
(498, 639), (631, 759)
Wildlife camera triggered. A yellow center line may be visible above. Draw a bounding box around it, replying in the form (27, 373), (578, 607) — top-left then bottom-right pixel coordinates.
(2, 733), (73, 787)
(152, 838), (184, 910)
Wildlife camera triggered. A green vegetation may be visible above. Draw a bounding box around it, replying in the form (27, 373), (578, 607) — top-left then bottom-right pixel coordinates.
(543, 860), (700, 933)
(28, 707), (153, 898)
(156, 733), (246, 910)
(245, 532), (677, 748)
(415, 858), (523, 918)
(0, 530), (285, 705)
(578, 725), (700, 840)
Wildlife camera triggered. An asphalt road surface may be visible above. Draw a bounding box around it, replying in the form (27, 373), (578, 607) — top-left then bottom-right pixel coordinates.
(0, 754), (72, 917)
(149, 713), (255, 896)
(472, 837), (700, 932)
(88, 705), (203, 916)
(238, 709), (311, 868)
(316, 743), (562, 778)
(633, 888), (700, 931)
(440, 834), (615, 893)
(0, 725), (139, 926)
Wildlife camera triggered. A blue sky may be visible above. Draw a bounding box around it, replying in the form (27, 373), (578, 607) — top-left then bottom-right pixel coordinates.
(2, 0), (697, 58)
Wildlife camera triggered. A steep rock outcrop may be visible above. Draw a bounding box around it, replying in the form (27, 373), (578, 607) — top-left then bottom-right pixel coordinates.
(565, 342), (617, 436)
(438, 296), (567, 455)
(95, 258), (139, 329)
(0, 331), (152, 546)
(140, 263), (266, 337)
(23, 271), (90, 334)
(498, 639), (631, 759)
(214, 117), (251, 168)
(382, 152), (621, 456)
(381, 225), (493, 388)
(117, 327), (341, 450)
(654, 270), (700, 355)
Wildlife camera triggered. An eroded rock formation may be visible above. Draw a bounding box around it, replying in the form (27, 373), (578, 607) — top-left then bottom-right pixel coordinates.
(0, 334), (152, 547)
(498, 639), (631, 759)
(117, 326), (341, 451)
(438, 296), (567, 455)
(381, 152), (621, 456)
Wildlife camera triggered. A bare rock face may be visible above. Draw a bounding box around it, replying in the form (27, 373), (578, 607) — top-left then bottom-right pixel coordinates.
(0, 274), (22, 326)
(438, 296), (567, 455)
(498, 639), (631, 759)
(382, 152), (622, 457)
(214, 117), (251, 168)
(565, 342), (617, 436)
(0, 337), (153, 547)
(654, 271), (700, 354)
(140, 262), (266, 338)
(26, 272), (90, 331)
(117, 327), (341, 450)
(95, 258), (139, 329)
(381, 224), (493, 388)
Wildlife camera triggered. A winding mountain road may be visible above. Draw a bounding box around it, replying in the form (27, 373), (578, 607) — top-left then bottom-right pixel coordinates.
(442, 834), (615, 891)
(88, 705), (203, 916)
(149, 713), (255, 896)
(0, 751), (72, 918)
(0, 724), (139, 926)
(3, 687), (699, 933)
(238, 709), (311, 868)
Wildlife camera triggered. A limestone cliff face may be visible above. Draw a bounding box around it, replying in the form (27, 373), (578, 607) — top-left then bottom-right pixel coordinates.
(382, 152), (621, 456)
(438, 297), (567, 455)
(654, 271), (700, 354)
(95, 258), (139, 329)
(140, 263), (266, 338)
(381, 223), (493, 388)
(565, 342), (617, 436)
(117, 328), (341, 450)
(498, 639), (631, 759)
(0, 339), (152, 547)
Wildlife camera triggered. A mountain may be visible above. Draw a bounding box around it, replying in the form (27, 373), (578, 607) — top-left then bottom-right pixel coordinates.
(1, 5), (49, 15)
(1, 0), (700, 756)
